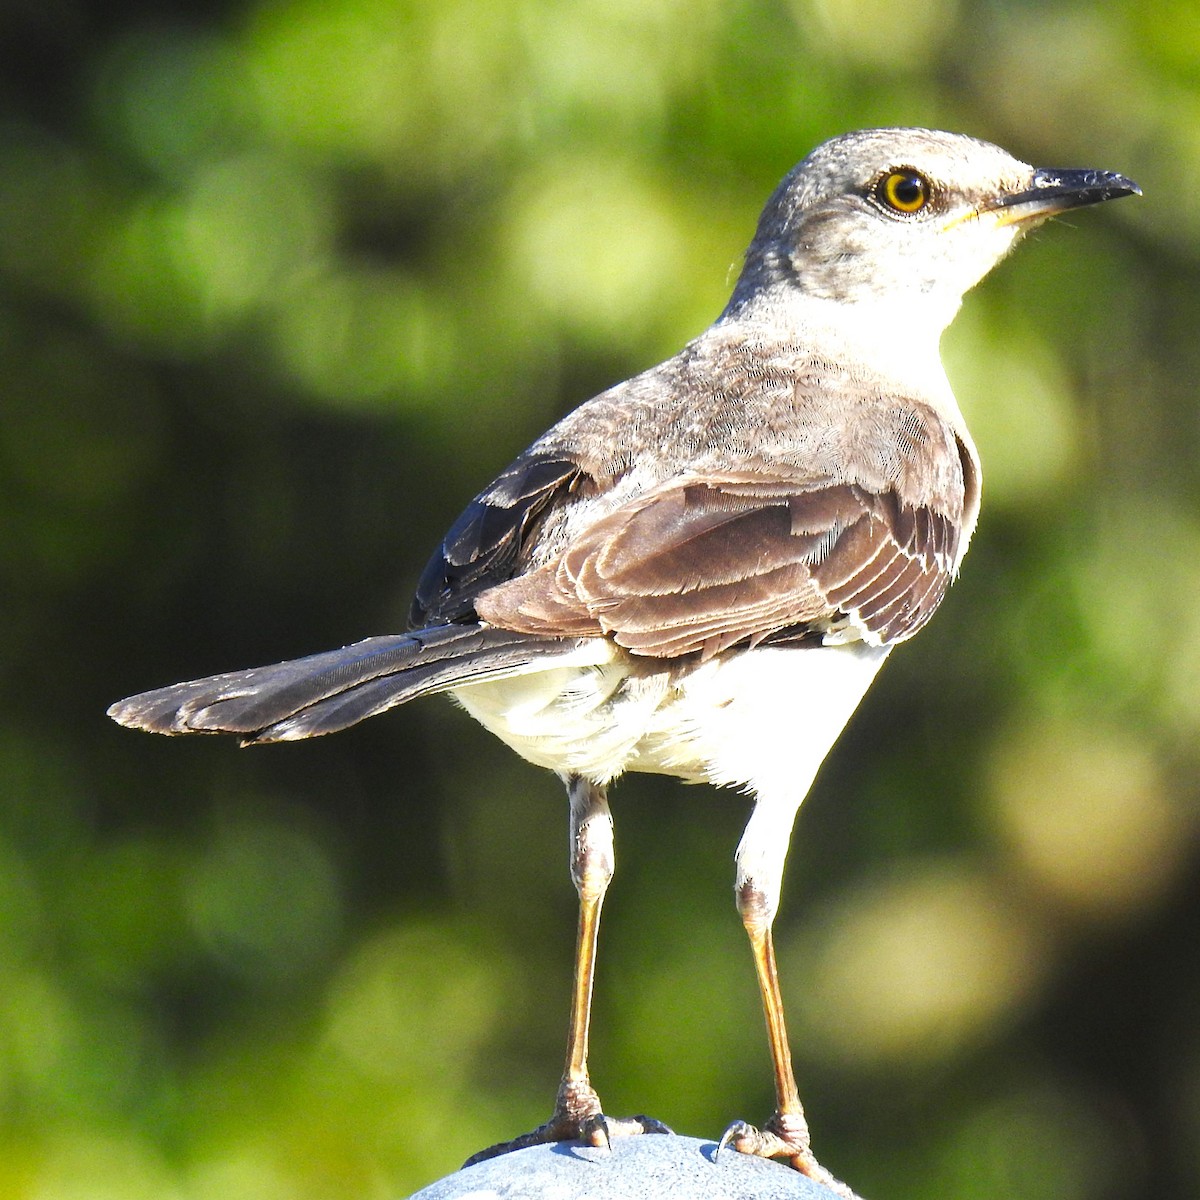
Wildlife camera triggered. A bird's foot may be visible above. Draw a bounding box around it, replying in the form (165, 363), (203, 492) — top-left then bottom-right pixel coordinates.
(463, 1078), (672, 1167)
(718, 1112), (863, 1200)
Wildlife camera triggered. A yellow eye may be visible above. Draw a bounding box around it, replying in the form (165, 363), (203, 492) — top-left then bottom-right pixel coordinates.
(877, 169), (933, 215)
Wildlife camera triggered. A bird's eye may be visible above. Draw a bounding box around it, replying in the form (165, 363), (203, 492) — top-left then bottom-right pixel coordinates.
(876, 169), (933, 215)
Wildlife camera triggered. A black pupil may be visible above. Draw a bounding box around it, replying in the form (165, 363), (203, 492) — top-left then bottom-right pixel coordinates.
(893, 174), (924, 206)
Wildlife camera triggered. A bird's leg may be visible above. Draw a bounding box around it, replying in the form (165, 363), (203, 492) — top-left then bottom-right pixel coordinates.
(719, 803), (862, 1200)
(555, 774), (616, 1133)
(464, 776), (668, 1167)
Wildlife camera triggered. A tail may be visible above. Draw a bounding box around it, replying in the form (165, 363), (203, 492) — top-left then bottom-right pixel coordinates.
(107, 625), (589, 744)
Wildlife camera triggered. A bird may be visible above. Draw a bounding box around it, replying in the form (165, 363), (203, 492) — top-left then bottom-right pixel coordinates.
(108, 128), (1139, 1198)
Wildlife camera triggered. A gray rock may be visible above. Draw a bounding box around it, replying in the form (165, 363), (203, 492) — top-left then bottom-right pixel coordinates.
(407, 1134), (847, 1200)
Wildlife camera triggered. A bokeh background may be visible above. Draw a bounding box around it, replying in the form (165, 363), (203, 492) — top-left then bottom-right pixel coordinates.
(2, 1), (1198, 1198)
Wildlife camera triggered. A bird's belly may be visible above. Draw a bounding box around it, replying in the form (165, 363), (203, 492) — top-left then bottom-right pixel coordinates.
(450, 638), (891, 794)
(650, 641), (891, 799)
(450, 653), (676, 785)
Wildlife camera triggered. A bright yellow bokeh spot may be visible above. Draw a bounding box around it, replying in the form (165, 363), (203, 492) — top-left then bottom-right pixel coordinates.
(788, 862), (1046, 1065)
(987, 716), (1190, 920)
(501, 156), (690, 345)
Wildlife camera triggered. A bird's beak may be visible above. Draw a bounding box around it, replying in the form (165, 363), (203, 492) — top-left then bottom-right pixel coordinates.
(986, 167), (1141, 226)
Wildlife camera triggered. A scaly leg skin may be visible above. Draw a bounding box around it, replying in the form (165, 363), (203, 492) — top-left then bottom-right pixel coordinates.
(464, 777), (671, 1169)
(718, 876), (864, 1200)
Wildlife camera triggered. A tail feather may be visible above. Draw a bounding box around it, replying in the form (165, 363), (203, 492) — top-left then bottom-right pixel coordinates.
(107, 626), (589, 743)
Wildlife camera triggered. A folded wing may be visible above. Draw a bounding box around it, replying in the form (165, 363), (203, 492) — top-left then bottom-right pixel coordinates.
(475, 474), (961, 658)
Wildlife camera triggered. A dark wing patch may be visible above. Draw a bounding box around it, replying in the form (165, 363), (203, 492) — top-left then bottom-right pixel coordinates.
(475, 476), (960, 658)
(410, 455), (583, 626)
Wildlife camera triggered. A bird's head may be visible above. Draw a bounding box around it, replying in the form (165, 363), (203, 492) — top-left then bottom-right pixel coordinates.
(727, 127), (1139, 337)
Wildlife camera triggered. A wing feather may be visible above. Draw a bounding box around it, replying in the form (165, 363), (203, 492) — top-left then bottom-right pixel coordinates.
(410, 455), (582, 625)
(476, 474), (961, 657)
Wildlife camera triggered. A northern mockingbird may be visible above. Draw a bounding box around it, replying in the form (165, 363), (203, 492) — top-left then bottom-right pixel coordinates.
(109, 128), (1138, 1197)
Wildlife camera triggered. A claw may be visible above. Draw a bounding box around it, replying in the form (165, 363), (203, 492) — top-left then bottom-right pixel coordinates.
(717, 1115), (863, 1200)
(464, 1109), (672, 1168)
(631, 1115), (673, 1136)
(715, 1119), (752, 1159)
(580, 1113), (612, 1151)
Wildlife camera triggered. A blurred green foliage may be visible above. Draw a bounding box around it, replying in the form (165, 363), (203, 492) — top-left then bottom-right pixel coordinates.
(0, 1), (1197, 1198)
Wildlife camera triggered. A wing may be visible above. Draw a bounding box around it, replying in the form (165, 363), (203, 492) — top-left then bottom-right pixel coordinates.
(410, 454), (584, 626)
(473, 474), (962, 658)
(409, 338), (976, 652)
